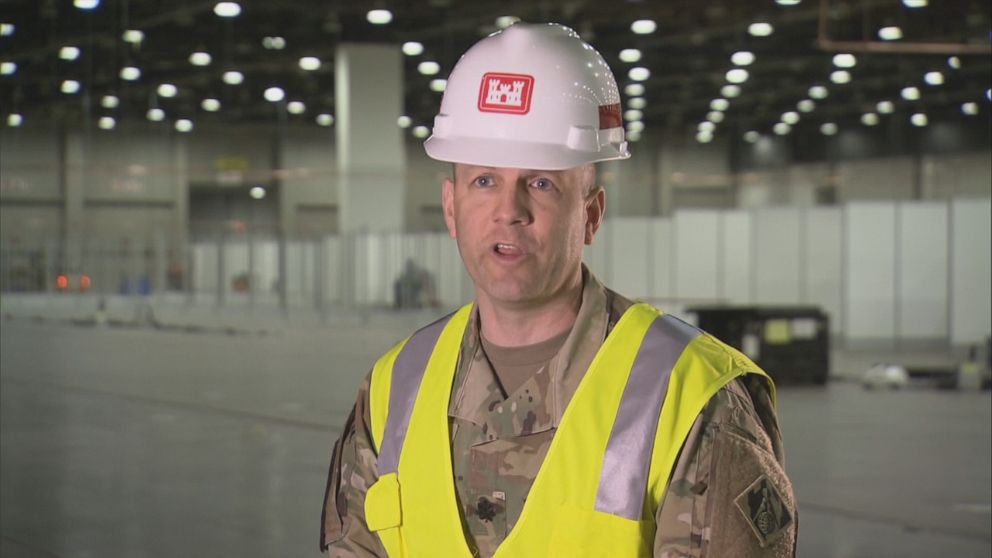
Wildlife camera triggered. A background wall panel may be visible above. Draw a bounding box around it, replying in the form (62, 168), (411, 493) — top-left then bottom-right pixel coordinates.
(950, 199), (992, 345)
(897, 202), (949, 339)
(845, 203), (897, 340)
(753, 207), (802, 304)
(674, 210), (720, 302)
(804, 207), (843, 335)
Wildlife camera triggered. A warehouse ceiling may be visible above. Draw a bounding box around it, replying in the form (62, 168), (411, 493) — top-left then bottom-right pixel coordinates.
(1, 0), (990, 147)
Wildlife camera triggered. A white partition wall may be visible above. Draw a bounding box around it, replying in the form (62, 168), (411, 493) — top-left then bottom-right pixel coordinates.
(897, 202), (949, 339)
(177, 197), (989, 344)
(804, 208), (843, 334)
(950, 199), (992, 345)
(753, 208), (802, 304)
(845, 203), (897, 340)
(649, 219), (675, 301)
(720, 210), (752, 304)
(609, 218), (651, 299)
(674, 210), (721, 302)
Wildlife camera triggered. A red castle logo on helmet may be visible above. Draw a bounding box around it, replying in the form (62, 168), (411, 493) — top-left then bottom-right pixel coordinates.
(477, 72), (534, 115)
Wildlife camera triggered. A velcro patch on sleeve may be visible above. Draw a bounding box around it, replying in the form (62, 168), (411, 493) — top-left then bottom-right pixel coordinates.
(734, 474), (793, 548)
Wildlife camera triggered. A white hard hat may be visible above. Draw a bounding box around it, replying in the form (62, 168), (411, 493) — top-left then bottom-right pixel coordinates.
(424, 22), (630, 171)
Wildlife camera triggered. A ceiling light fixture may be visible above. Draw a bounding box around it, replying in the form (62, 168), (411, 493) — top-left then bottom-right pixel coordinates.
(418, 61), (440, 75)
(98, 116), (115, 130)
(725, 68), (749, 83)
(832, 53), (857, 67)
(961, 102), (978, 115)
(773, 122), (791, 135)
(924, 71), (943, 85)
(902, 0), (927, 7)
(120, 66), (141, 80)
(781, 111), (800, 124)
(264, 86), (285, 102)
(397, 115), (412, 128)
(820, 122), (838, 135)
(61, 80), (81, 94)
(628, 97), (647, 110)
(731, 51), (755, 66)
(214, 2), (241, 17)
(59, 46), (81, 61)
(797, 99), (815, 112)
(201, 98), (221, 112)
(631, 20), (657, 34)
(157, 83), (178, 97)
(698, 121), (716, 132)
(808, 85), (828, 99)
(250, 186), (266, 200)
(744, 130), (760, 143)
(430, 79), (447, 92)
(7, 113), (23, 127)
(628, 67), (651, 81)
(901, 86), (920, 100)
(0, 23), (14, 36)
(122, 29), (143, 44)
(776, 0), (801, 5)
(74, 0), (100, 9)
(861, 112), (879, 126)
(624, 109), (643, 121)
(910, 113), (927, 126)
(627, 121), (645, 133)
(222, 70), (244, 85)
(299, 56), (321, 71)
(287, 101), (306, 114)
(947, 56), (961, 70)
(262, 36), (285, 50)
(706, 111), (725, 123)
(147, 108), (165, 121)
(0, 62), (15, 75)
(878, 26), (903, 40)
(625, 84), (645, 97)
(402, 42), (424, 56)
(175, 119), (193, 133)
(877, 100), (895, 113)
(619, 49), (642, 63)
(190, 52), (212, 66)
(710, 98), (729, 111)
(101, 95), (119, 108)
(316, 113), (334, 126)
(367, 9), (392, 24)
(495, 16), (520, 29)
(412, 125), (430, 138)
(696, 131), (713, 144)
(627, 131), (642, 142)
(721, 84), (741, 98)
(748, 22), (774, 37)
(830, 70), (851, 84)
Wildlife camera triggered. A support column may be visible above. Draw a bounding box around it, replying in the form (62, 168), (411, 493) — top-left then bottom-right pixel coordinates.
(335, 44), (406, 233)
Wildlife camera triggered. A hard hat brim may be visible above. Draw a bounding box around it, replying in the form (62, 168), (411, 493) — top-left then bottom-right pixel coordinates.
(424, 134), (629, 171)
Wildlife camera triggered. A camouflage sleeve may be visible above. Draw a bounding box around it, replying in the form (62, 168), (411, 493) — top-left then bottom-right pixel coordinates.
(654, 377), (798, 558)
(320, 372), (387, 557)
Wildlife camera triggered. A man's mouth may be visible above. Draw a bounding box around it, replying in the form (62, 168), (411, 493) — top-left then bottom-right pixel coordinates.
(494, 242), (523, 256)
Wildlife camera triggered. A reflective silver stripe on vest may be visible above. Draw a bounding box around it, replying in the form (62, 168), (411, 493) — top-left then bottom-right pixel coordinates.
(595, 313), (701, 520)
(376, 312), (456, 476)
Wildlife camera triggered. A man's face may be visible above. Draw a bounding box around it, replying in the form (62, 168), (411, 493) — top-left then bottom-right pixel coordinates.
(442, 164), (605, 309)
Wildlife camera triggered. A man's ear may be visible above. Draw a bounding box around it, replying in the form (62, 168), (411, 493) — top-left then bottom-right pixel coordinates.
(442, 177), (457, 239)
(584, 186), (605, 245)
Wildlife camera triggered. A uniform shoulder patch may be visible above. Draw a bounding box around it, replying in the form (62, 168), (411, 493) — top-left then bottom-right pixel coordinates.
(734, 474), (793, 547)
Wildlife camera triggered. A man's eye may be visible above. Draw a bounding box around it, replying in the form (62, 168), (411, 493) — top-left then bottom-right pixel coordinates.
(530, 178), (553, 191)
(473, 176), (493, 187)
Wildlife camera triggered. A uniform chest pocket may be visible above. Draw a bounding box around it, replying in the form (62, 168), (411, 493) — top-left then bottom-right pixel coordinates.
(548, 505), (654, 558)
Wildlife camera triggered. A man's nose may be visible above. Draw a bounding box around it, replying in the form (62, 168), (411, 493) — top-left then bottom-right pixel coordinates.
(493, 182), (532, 225)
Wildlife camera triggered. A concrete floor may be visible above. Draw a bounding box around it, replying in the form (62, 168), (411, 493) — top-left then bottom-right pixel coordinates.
(1, 315), (990, 557)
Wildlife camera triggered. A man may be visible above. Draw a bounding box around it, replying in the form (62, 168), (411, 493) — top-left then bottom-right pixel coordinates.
(321, 22), (797, 557)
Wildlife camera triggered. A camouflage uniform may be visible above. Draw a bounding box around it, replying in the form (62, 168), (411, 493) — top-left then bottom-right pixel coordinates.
(321, 271), (797, 557)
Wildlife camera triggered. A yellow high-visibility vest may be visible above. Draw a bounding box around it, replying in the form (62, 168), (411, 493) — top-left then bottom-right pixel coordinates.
(364, 302), (774, 557)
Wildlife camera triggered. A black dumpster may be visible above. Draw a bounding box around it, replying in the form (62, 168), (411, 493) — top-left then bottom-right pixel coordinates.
(685, 305), (830, 385)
